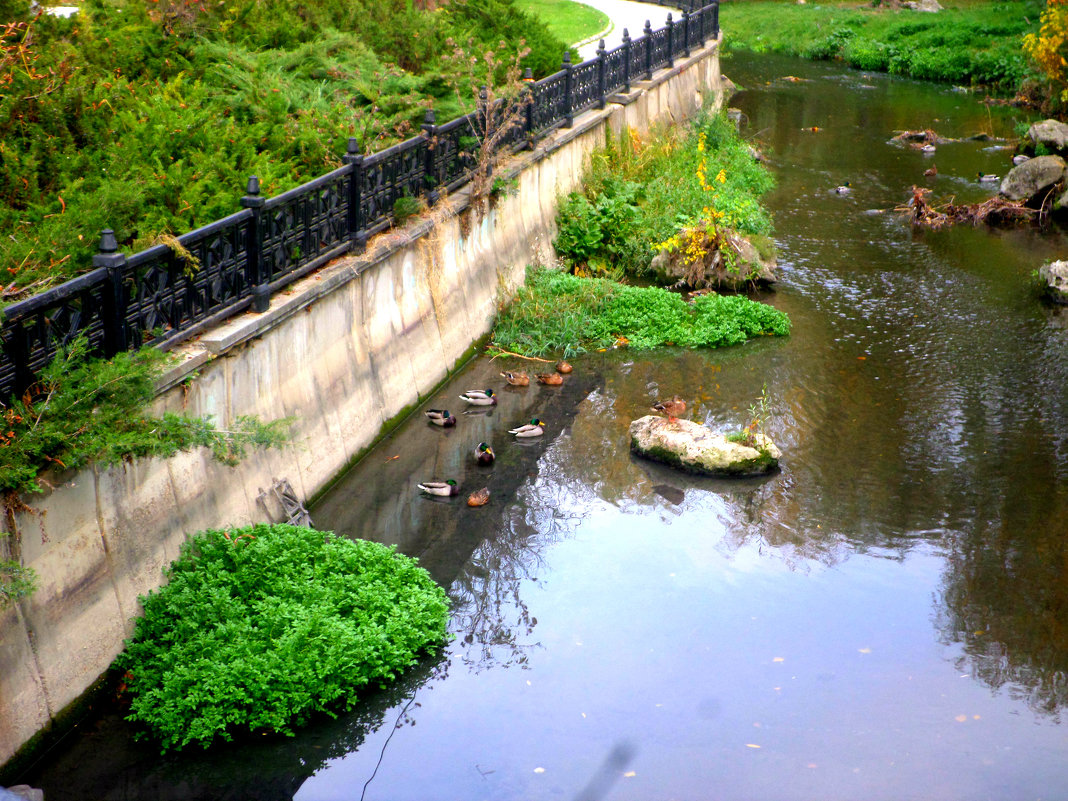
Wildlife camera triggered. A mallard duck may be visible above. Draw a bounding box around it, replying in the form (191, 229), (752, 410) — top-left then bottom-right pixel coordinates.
(509, 418), (545, 437)
(418, 479), (459, 496)
(924, 164), (937, 177)
(500, 370), (529, 387)
(536, 372), (563, 386)
(459, 389), (497, 406)
(978, 172), (999, 183)
(556, 361), (573, 374)
(652, 395), (687, 423)
(835, 182), (851, 194)
(467, 487), (490, 507)
(424, 409), (456, 427)
(474, 441), (495, 465)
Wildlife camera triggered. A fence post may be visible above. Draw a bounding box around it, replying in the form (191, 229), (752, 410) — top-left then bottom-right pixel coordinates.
(697, 5), (705, 46)
(596, 40), (607, 109)
(712, 0), (719, 40)
(643, 20), (653, 80)
(93, 229), (129, 355)
(342, 138), (366, 253)
(682, 10), (691, 57)
(622, 28), (631, 91)
(524, 67), (536, 145)
(562, 51), (574, 128)
(422, 108), (439, 207)
(240, 177), (270, 313)
(666, 13), (674, 67)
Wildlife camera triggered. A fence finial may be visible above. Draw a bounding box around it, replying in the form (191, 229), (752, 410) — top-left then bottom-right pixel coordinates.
(423, 108), (436, 126)
(563, 50), (571, 66)
(97, 229), (118, 255)
(346, 137), (360, 157)
(524, 67), (534, 82)
(246, 175), (260, 197)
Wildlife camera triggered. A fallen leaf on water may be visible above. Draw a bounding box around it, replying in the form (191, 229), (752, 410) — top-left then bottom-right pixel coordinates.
(385, 455), (399, 462)
(858, 648), (872, 654)
(534, 767), (546, 774)
(974, 715), (981, 720)
(746, 744), (762, 749)
(955, 715), (967, 722)
(773, 657), (785, 663)
(857, 356), (867, 360)
(623, 771), (636, 778)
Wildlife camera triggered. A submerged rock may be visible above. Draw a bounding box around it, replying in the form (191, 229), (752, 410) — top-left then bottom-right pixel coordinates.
(1039, 260), (1068, 305)
(629, 415), (780, 477)
(999, 155), (1067, 204)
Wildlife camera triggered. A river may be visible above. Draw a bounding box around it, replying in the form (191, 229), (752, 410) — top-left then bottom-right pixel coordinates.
(17, 51), (1068, 801)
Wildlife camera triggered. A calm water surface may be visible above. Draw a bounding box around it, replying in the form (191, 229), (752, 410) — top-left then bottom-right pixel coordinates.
(22, 53), (1068, 800)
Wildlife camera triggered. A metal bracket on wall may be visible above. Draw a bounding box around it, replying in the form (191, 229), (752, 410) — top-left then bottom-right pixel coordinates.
(257, 478), (313, 528)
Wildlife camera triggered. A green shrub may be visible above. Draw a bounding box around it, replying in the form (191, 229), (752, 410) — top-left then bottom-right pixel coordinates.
(554, 110), (775, 279)
(117, 523), (450, 751)
(0, 337), (290, 497)
(492, 268), (790, 357)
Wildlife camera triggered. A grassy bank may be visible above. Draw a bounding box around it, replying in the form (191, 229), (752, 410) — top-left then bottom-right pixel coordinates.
(515, 0), (609, 46)
(0, 0), (570, 290)
(722, 0), (1041, 93)
(554, 109), (775, 279)
(492, 268), (790, 357)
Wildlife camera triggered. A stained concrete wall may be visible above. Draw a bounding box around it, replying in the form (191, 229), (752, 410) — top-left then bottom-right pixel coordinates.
(0, 39), (723, 771)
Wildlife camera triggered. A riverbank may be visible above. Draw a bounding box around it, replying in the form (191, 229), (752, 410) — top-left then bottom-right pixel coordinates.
(722, 0), (1040, 96)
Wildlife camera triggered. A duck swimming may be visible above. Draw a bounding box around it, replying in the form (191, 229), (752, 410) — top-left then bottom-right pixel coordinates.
(474, 442), (495, 465)
(459, 389), (497, 406)
(500, 371), (529, 387)
(536, 372), (563, 386)
(424, 409), (456, 427)
(509, 418), (545, 438)
(418, 479), (459, 496)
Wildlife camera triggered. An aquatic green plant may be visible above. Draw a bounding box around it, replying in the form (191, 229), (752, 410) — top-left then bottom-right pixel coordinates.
(492, 268), (790, 357)
(117, 524), (450, 751)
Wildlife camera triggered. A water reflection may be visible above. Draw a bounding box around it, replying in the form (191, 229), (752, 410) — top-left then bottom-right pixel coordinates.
(20, 51), (1068, 800)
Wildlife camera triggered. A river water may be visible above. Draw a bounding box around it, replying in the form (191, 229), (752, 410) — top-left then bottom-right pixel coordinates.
(20, 52), (1068, 800)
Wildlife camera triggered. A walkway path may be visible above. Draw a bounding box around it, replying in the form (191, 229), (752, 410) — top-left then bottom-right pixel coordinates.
(572, 0), (683, 60)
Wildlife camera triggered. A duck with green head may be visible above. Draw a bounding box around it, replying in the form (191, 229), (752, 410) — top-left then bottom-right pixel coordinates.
(425, 409), (456, 427)
(509, 418), (545, 437)
(418, 479), (459, 496)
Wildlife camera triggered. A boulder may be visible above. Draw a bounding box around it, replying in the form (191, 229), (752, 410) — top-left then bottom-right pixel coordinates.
(629, 415), (780, 477)
(1038, 260), (1068, 305)
(999, 155), (1067, 204)
(1026, 119), (1068, 155)
(649, 228), (776, 290)
(902, 0), (942, 11)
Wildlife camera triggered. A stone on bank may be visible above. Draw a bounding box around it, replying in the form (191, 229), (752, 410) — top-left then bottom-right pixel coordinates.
(629, 415), (781, 476)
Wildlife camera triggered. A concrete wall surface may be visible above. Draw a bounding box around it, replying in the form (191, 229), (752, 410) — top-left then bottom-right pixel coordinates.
(0, 39), (723, 771)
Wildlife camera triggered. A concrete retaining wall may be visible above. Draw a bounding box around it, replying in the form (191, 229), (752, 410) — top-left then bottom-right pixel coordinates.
(0, 39), (723, 772)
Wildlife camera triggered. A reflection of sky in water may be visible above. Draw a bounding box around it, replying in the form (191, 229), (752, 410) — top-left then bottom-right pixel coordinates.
(302, 457), (1068, 800)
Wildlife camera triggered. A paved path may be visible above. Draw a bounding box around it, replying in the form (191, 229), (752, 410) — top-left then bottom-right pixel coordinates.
(571, 0), (683, 61)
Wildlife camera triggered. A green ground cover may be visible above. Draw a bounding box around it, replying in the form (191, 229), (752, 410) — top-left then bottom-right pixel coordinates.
(721, 0), (1041, 93)
(515, 0), (610, 46)
(0, 0), (570, 290)
(117, 523), (449, 751)
(492, 268), (790, 357)
(554, 109), (775, 278)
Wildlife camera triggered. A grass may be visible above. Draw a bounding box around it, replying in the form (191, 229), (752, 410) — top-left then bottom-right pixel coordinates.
(492, 268), (790, 357)
(515, 0), (610, 46)
(554, 109), (776, 277)
(721, 0), (1042, 93)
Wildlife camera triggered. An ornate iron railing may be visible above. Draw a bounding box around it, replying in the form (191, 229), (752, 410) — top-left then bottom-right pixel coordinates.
(0, 1), (720, 400)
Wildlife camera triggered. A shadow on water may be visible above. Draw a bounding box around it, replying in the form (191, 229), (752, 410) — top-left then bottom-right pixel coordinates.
(19, 52), (1068, 800)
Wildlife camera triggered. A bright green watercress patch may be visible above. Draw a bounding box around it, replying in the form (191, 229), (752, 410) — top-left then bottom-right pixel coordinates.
(116, 524), (450, 751)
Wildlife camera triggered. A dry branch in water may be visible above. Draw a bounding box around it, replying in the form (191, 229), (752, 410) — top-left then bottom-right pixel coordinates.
(900, 186), (1038, 230)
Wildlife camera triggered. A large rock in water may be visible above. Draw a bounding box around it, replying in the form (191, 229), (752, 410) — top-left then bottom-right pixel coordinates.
(1039, 260), (1068, 304)
(1027, 119), (1068, 154)
(629, 415), (780, 477)
(999, 155), (1067, 203)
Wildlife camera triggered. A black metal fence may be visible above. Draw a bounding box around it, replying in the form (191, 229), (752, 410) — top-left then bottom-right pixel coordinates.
(0, 2), (720, 401)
